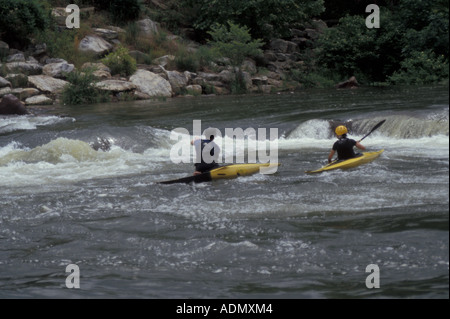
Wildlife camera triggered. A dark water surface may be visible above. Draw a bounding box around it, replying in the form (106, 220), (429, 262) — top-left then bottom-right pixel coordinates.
(0, 85), (448, 300)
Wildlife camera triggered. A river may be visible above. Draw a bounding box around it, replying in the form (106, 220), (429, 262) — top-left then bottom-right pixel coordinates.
(0, 85), (448, 300)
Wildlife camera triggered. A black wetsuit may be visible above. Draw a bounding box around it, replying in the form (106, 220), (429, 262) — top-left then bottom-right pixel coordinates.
(194, 139), (220, 173)
(332, 137), (360, 161)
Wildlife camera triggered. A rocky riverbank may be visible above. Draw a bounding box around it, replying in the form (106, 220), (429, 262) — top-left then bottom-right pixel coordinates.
(0, 6), (340, 114)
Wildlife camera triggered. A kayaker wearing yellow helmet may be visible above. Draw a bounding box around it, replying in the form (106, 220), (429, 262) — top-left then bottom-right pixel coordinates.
(327, 125), (366, 163)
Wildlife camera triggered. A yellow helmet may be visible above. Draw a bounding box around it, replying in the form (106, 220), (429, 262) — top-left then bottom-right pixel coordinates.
(335, 125), (348, 136)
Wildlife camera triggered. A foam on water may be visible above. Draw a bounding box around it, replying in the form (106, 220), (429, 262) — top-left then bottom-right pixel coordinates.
(0, 115), (75, 134)
(0, 137), (159, 187)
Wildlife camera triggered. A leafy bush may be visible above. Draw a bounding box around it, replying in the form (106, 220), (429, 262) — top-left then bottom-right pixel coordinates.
(174, 51), (199, 72)
(0, 0), (51, 48)
(315, 1), (448, 85)
(173, 46), (216, 72)
(388, 50), (449, 85)
(101, 46), (137, 76)
(316, 13), (404, 83)
(61, 68), (110, 105)
(208, 21), (263, 68)
(181, 0), (325, 41)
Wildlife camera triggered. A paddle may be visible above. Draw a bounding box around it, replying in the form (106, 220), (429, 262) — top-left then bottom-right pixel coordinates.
(358, 119), (386, 142)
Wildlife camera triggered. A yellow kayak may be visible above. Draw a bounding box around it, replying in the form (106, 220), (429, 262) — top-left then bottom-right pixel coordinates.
(160, 163), (281, 184)
(306, 150), (384, 174)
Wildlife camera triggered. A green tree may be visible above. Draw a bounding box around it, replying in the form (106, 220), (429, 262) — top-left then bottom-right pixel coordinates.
(208, 21), (264, 67)
(315, 0), (449, 84)
(388, 50), (449, 85)
(208, 21), (264, 93)
(0, 0), (51, 48)
(182, 0), (324, 41)
(316, 12), (404, 83)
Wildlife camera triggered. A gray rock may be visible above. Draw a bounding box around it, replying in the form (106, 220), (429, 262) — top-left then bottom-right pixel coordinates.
(44, 58), (67, 64)
(185, 85), (202, 95)
(241, 59), (257, 75)
(166, 70), (189, 94)
(11, 88), (40, 101)
(129, 69), (172, 97)
(28, 75), (69, 93)
(94, 80), (137, 92)
(93, 28), (119, 40)
(78, 35), (113, 56)
(6, 53), (26, 63)
(270, 39), (289, 53)
(81, 62), (111, 79)
(25, 94), (53, 105)
(137, 18), (159, 35)
(252, 76), (268, 86)
(43, 62), (75, 79)
(0, 76), (12, 88)
(0, 87), (12, 97)
(152, 55), (175, 67)
(5, 62), (43, 75)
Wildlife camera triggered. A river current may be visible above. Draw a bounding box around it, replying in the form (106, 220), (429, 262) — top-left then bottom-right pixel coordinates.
(0, 85), (448, 300)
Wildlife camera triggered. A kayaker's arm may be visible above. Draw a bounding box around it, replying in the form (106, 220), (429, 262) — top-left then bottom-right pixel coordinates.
(356, 141), (366, 151)
(328, 149), (335, 163)
(191, 137), (200, 145)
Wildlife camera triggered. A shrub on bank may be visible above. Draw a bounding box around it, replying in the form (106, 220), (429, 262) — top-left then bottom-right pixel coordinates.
(388, 50), (449, 85)
(61, 68), (110, 105)
(101, 46), (137, 77)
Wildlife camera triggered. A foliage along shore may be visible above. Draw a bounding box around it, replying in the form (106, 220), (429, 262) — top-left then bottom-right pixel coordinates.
(0, 0), (448, 109)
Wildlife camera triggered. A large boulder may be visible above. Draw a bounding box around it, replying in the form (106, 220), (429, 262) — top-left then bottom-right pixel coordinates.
(25, 95), (53, 106)
(0, 94), (29, 115)
(0, 87), (12, 97)
(166, 70), (189, 94)
(78, 35), (113, 56)
(137, 18), (159, 35)
(6, 53), (26, 63)
(93, 28), (119, 40)
(4, 62), (43, 75)
(43, 62), (75, 79)
(0, 76), (12, 88)
(28, 75), (69, 94)
(81, 62), (111, 79)
(129, 69), (172, 97)
(94, 80), (137, 92)
(11, 88), (40, 101)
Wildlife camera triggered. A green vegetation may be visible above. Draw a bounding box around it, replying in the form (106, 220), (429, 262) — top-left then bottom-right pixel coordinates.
(61, 68), (110, 105)
(179, 0), (325, 41)
(208, 21), (264, 68)
(208, 21), (264, 93)
(388, 50), (449, 85)
(101, 45), (137, 77)
(0, 0), (51, 47)
(316, 0), (449, 84)
(0, 0), (447, 97)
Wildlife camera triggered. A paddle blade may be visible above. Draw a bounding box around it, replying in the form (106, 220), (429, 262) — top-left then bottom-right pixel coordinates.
(370, 119), (386, 133)
(360, 119), (386, 141)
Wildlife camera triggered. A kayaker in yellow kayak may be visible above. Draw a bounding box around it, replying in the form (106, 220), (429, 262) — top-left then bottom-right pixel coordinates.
(327, 125), (366, 163)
